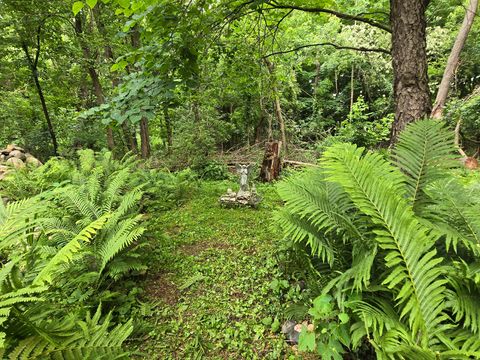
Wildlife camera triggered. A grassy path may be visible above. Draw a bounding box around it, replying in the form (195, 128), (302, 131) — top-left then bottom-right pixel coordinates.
(137, 181), (293, 359)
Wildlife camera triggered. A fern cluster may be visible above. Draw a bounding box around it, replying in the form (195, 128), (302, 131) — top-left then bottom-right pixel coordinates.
(0, 150), (147, 359)
(277, 120), (480, 359)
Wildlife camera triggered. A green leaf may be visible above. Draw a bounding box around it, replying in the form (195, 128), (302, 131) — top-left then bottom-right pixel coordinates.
(117, 0), (130, 8)
(110, 60), (129, 72)
(86, 0), (98, 8)
(271, 318), (281, 333)
(338, 313), (349, 324)
(179, 274), (205, 290)
(261, 317), (272, 326)
(309, 294), (333, 319)
(72, 1), (85, 15)
(298, 328), (316, 352)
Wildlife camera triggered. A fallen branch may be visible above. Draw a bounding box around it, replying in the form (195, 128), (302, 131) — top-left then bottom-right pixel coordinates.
(283, 160), (319, 167)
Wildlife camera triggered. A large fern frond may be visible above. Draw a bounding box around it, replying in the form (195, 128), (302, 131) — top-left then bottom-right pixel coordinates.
(424, 178), (480, 255)
(101, 168), (131, 214)
(33, 215), (109, 286)
(98, 215), (144, 274)
(8, 306), (133, 360)
(276, 169), (363, 265)
(393, 119), (457, 210)
(323, 143), (448, 344)
(0, 197), (48, 251)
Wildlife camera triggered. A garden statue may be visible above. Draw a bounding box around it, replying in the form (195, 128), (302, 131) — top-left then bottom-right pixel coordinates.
(219, 163), (261, 207)
(236, 164), (252, 195)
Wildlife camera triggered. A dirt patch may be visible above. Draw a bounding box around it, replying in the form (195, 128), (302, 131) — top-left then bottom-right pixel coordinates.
(144, 272), (179, 305)
(179, 241), (234, 256)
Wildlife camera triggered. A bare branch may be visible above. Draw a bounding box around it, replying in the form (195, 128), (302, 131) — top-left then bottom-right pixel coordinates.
(264, 42), (391, 57)
(266, 1), (391, 33)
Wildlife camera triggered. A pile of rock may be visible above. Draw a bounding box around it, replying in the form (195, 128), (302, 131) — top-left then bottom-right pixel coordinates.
(0, 144), (42, 180)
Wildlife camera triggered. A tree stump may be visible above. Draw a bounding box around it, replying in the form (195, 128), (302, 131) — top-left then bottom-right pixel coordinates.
(259, 141), (281, 182)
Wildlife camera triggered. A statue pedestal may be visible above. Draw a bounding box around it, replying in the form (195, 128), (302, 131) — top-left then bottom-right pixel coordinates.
(219, 189), (261, 208)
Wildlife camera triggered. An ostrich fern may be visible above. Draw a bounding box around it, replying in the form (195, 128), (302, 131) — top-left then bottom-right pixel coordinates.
(277, 120), (480, 358)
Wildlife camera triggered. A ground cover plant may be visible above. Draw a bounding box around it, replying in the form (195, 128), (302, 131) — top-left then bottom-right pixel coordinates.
(134, 181), (293, 359)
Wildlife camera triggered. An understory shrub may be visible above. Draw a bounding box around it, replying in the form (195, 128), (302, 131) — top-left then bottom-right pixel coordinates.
(139, 168), (198, 211)
(198, 161), (231, 180)
(277, 119), (480, 359)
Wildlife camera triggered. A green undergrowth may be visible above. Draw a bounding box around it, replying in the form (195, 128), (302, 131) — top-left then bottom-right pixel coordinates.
(134, 181), (294, 359)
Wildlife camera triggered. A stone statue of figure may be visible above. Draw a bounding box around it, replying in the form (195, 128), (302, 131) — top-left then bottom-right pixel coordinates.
(236, 164), (252, 193)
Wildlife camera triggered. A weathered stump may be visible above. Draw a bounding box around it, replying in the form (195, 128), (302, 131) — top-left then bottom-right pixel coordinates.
(259, 141), (281, 182)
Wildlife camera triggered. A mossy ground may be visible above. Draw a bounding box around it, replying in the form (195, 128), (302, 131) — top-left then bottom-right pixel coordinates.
(135, 181), (296, 359)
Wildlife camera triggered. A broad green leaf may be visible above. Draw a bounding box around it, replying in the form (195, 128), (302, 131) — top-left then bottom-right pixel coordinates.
(72, 1), (85, 15)
(86, 0), (98, 8)
(117, 0), (130, 8)
(338, 313), (349, 324)
(110, 60), (129, 72)
(298, 328), (316, 352)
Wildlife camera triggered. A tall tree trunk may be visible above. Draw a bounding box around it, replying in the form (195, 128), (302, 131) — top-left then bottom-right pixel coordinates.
(140, 118), (151, 159)
(130, 25), (151, 158)
(389, 0), (432, 144)
(31, 64), (58, 155)
(21, 41), (58, 155)
(74, 13), (114, 151)
(94, 5), (138, 154)
(264, 59), (287, 151)
(349, 64), (355, 116)
(431, 0), (478, 118)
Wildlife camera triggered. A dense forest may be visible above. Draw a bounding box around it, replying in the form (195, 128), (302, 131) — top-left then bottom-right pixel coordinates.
(0, 0), (480, 359)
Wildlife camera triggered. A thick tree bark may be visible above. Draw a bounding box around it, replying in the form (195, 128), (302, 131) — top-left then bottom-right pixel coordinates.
(140, 117), (151, 159)
(259, 141), (282, 182)
(431, 0), (478, 119)
(389, 0), (432, 144)
(21, 41), (58, 155)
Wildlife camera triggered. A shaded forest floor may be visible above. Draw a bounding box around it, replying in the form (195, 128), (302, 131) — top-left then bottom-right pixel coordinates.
(134, 181), (295, 359)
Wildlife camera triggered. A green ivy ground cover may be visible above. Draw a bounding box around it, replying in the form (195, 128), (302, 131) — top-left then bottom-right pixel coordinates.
(135, 181), (297, 359)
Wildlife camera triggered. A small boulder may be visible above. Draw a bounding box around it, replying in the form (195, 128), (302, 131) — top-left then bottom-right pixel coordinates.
(6, 144), (24, 153)
(281, 320), (300, 344)
(25, 154), (42, 167)
(6, 157), (25, 169)
(8, 150), (26, 161)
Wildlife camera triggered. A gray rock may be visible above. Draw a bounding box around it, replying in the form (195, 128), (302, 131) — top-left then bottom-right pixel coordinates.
(6, 157), (25, 169)
(25, 154), (42, 167)
(6, 144), (24, 152)
(281, 320), (300, 344)
(9, 150), (26, 161)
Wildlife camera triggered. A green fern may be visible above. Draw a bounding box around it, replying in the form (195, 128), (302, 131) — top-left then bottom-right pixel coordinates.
(7, 306), (133, 360)
(323, 143), (448, 344)
(393, 119), (457, 210)
(276, 120), (480, 357)
(33, 215), (109, 286)
(276, 169), (363, 266)
(98, 215), (145, 273)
